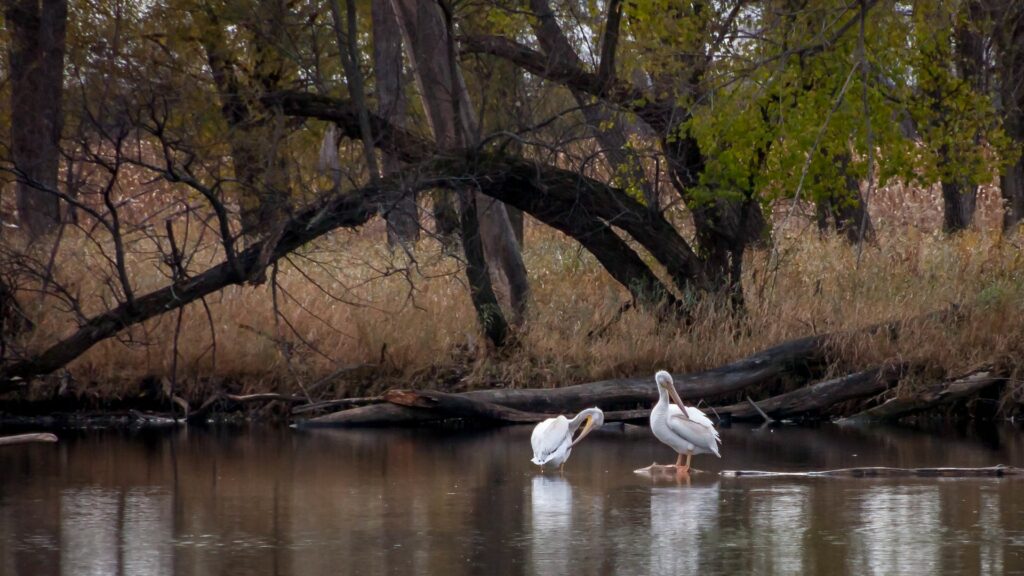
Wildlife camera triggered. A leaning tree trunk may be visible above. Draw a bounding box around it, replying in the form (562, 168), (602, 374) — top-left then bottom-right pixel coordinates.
(5, 0), (67, 239)
(371, 0), (420, 246)
(391, 0), (529, 327)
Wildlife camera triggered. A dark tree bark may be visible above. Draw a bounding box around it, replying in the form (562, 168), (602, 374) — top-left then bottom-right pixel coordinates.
(391, 0), (529, 330)
(817, 154), (874, 243)
(371, 0), (420, 246)
(5, 0), (67, 239)
(988, 0), (1024, 229)
(942, 179), (979, 233)
(941, 12), (985, 233)
(197, 0), (293, 240)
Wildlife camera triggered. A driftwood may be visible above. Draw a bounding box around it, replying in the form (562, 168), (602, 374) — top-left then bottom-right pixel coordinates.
(721, 465), (1024, 478)
(840, 369), (1002, 423)
(306, 333), (828, 427)
(716, 366), (904, 422)
(0, 432), (58, 446)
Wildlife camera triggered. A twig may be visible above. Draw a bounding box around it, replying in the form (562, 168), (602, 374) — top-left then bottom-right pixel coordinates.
(745, 395), (775, 424)
(291, 396), (385, 415)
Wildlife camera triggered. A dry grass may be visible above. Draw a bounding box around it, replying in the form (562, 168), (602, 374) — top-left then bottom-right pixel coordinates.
(6, 176), (1024, 411)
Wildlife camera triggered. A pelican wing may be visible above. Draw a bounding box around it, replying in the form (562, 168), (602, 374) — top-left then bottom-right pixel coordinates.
(667, 407), (721, 454)
(531, 416), (570, 463)
(683, 405), (717, 434)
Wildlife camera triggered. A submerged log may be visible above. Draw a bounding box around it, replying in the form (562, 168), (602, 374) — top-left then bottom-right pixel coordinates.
(716, 366), (904, 422)
(721, 465), (1023, 478)
(0, 432), (58, 446)
(840, 368), (1002, 424)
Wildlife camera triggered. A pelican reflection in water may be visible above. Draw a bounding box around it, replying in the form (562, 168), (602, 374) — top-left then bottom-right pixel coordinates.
(649, 370), (721, 475)
(530, 407), (604, 471)
(529, 475), (574, 574)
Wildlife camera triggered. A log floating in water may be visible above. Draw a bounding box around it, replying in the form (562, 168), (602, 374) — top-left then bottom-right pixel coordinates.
(840, 368), (1002, 424)
(0, 433), (58, 446)
(721, 465), (1024, 478)
(716, 366), (904, 422)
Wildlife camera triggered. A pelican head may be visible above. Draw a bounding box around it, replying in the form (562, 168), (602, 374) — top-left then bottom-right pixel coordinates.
(571, 407), (604, 446)
(654, 370), (687, 408)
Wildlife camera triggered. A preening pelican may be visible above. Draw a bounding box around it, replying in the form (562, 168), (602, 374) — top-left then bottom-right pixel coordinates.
(649, 370), (721, 474)
(530, 407), (604, 470)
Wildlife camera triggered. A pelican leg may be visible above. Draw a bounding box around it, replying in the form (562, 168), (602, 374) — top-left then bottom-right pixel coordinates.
(674, 451), (692, 478)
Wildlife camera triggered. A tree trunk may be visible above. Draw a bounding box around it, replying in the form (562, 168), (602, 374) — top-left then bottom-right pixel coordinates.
(371, 0), (420, 246)
(1004, 159), (1024, 230)
(818, 154), (874, 243)
(391, 0), (529, 327)
(663, 132), (765, 305)
(942, 180), (978, 233)
(989, 0), (1024, 230)
(198, 0), (292, 240)
(940, 15), (983, 233)
(5, 0), (67, 239)
(456, 187), (509, 347)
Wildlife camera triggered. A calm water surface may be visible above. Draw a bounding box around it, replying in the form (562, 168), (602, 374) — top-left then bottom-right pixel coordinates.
(1, 422), (1023, 575)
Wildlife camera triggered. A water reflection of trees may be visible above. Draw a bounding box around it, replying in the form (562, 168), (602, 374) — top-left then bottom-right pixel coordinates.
(0, 425), (1022, 575)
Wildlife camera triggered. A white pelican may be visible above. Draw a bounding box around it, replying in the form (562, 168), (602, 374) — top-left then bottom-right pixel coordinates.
(530, 407), (604, 470)
(649, 370), (720, 474)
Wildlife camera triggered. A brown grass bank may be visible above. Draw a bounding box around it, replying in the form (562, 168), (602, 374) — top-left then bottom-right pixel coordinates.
(4, 186), (1024, 420)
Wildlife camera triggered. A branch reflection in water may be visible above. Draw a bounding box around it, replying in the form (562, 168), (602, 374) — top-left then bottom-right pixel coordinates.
(0, 423), (1021, 575)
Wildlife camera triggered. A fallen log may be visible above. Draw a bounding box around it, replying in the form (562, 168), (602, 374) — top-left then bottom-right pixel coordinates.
(716, 366), (904, 422)
(840, 368), (1002, 424)
(0, 432), (58, 446)
(304, 308), (961, 428)
(305, 333), (828, 427)
(383, 390), (546, 423)
(721, 465), (1023, 478)
(303, 397), (653, 426)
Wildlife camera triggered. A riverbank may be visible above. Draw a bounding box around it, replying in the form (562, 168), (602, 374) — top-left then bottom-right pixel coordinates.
(4, 193), (1024, 422)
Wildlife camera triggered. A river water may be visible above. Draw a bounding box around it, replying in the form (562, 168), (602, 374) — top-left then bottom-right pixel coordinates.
(0, 422), (1022, 575)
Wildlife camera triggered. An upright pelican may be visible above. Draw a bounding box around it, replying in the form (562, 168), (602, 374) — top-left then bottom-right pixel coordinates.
(530, 407), (604, 470)
(649, 370), (721, 474)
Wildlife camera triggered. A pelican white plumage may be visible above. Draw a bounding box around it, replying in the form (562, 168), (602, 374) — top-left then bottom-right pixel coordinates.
(649, 370), (721, 474)
(530, 407), (604, 470)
